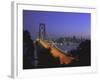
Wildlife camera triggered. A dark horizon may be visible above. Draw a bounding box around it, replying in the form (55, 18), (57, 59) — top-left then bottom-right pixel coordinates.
(23, 10), (91, 40)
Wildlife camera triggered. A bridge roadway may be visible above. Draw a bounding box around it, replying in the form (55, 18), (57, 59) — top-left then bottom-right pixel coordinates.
(36, 39), (75, 64)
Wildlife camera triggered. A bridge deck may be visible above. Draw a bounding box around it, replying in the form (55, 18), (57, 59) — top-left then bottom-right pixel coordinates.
(36, 39), (75, 64)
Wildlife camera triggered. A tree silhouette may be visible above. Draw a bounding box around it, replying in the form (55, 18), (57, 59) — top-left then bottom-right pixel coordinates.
(23, 30), (34, 69)
(69, 40), (91, 66)
(77, 40), (91, 66)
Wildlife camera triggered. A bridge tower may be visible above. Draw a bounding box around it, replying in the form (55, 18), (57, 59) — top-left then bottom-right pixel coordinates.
(39, 23), (46, 40)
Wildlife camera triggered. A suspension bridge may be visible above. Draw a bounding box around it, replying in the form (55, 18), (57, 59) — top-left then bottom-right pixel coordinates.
(33, 23), (76, 67)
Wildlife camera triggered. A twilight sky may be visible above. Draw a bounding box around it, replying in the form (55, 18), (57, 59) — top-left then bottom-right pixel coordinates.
(23, 10), (91, 40)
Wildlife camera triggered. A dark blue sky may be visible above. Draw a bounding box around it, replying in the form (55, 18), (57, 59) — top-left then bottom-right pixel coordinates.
(23, 10), (91, 40)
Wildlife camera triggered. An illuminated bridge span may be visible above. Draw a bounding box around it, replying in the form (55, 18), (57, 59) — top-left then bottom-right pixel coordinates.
(34, 23), (76, 66)
(36, 39), (75, 64)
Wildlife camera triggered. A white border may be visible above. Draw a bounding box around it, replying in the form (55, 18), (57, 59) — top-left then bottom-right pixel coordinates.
(11, 1), (97, 78)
